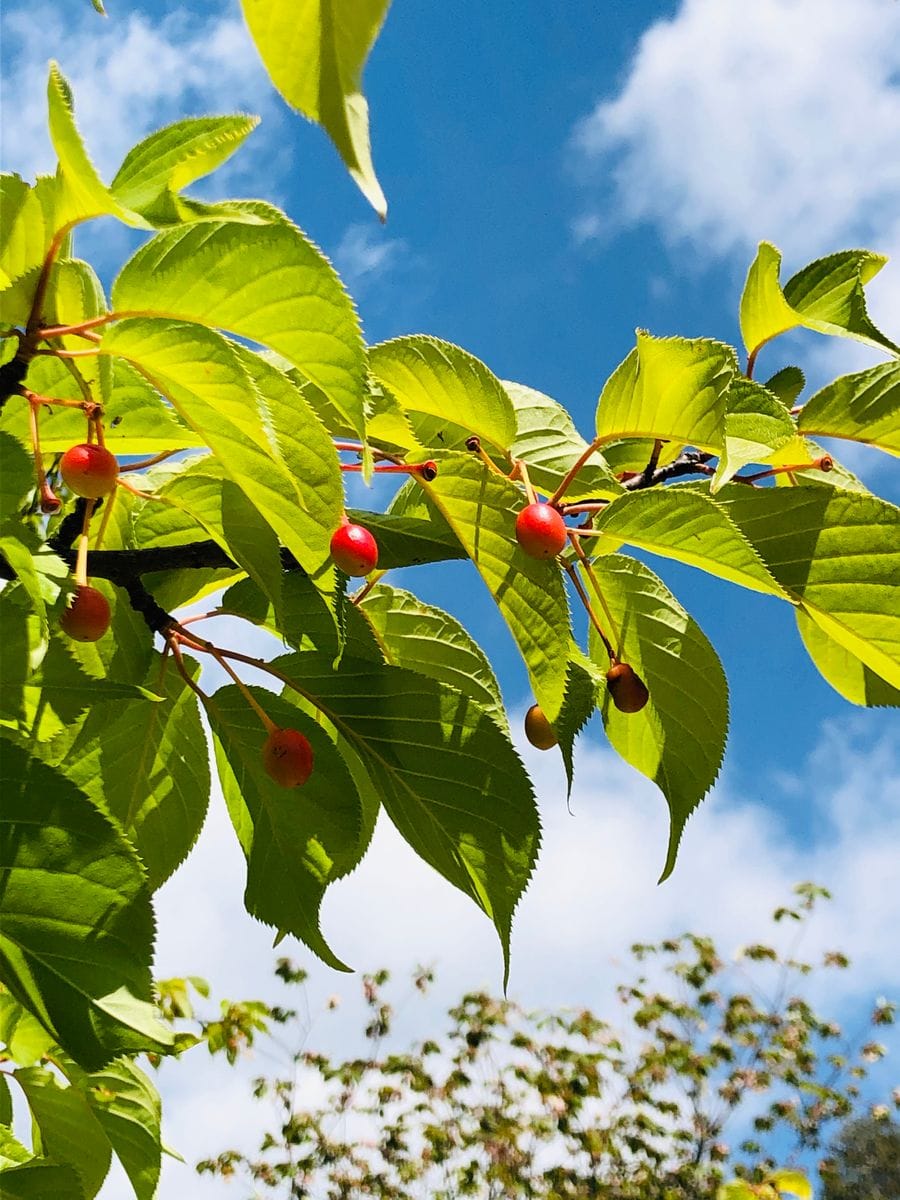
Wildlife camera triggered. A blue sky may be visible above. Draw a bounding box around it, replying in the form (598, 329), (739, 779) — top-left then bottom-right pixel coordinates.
(2, 1), (899, 1194)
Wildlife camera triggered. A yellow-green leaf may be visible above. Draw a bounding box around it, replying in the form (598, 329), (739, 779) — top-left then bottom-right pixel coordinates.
(240, 0), (390, 217)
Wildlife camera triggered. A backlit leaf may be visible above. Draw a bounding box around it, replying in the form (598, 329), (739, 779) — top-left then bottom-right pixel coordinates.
(274, 650), (540, 981)
(0, 743), (171, 1070)
(798, 361), (900, 456)
(589, 485), (787, 598)
(111, 216), (366, 438)
(596, 333), (736, 452)
(240, 0), (390, 217)
(586, 554), (728, 881)
(716, 484), (900, 689)
(209, 687), (365, 971)
(370, 337), (517, 458)
(740, 241), (899, 361)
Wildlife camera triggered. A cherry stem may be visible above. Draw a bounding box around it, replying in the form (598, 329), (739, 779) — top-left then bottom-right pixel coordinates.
(116, 477), (158, 501)
(509, 459), (537, 505)
(569, 534), (622, 660)
(74, 500), (97, 587)
(33, 347), (101, 359)
(351, 574), (382, 606)
(37, 315), (112, 339)
(166, 634), (212, 708)
(340, 461), (434, 476)
(121, 447), (186, 473)
(24, 390), (88, 410)
(559, 501), (609, 516)
(92, 490), (117, 551)
(549, 435), (609, 506)
(176, 609), (226, 628)
(27, 398), (54, 506)
(743, 456), (832, 483)
(564, 562), (615, 663)
(173, 628), (277, 734)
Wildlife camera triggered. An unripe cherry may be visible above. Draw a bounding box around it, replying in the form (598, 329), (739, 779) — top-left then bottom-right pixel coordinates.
(59, 443), (119, 499)
(606, 662), (649, 713)
(515, 502), (568, 559)
(262, 727), (314, 788)
(60, 585), (111, 642)
(330, 522), (379, 576)
(524, 703), (558, 750)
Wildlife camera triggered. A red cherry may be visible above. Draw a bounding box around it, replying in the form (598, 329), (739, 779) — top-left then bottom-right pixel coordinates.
(515, 502), (568, 559)
(524, 703), (558, 750)
(60, 585), (111, 642)
(606, 662), (649, 713)
(330, 523), (379, 576)
(59, 443), (119, 499)
(262, 727), (314, 788)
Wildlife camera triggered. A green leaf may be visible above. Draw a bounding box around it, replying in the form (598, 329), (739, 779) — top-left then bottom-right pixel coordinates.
(0, 525), (67, 648)
(0, 743), (171, 1070)
(769, 1169), (812, 1199)
(798, 361), (900, 456)
(0, 1076), (11, 1127)
(345, 506), (466, 569)
(596, 333), (736, 452)
(231, 343), (344, 576)
(47, 64), (144, 232)
(505, 380), (622, 501)
(142, 455), (287, 625)
(223, 573), (341, 658)
(586, 555), (728, 881)
(111, 215), (366, 438)
(554, 648), (602, 798)
(0, 433), (34, 522)
(0, 1161), (85, 1199)
(796, 609), (900, 708)
(208, 687), (365, 971)
(0, 174), (58, 289)
(370, 336), (517, 458)
(101, 319), (340, 591)
(422, 452), (571, 723)
(240, 0), (390, 217)
(274, 651), (540, 980)
(589, 485), (787, 598)
(62, 654), (211, 890)
(740, 241), (899, 361)
(712, 378), (798, 490)
(764, 366), (805, 408)
(357, 584), (508, 730)
(0, 992), (54, 1067)
(0, 1122), (31, 1169)
(0, 629), (159, 745)
(716, 485), (900, 689)
(0, 257), (111, 406)
(75, 1058), (162, 1200)
(111, 116), (259, 225)
(3, 359), (203, 456)
(14, 1065), (110, 1199)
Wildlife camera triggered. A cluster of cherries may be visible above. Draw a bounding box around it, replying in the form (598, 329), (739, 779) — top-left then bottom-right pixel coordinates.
(53, 446), (647, 792)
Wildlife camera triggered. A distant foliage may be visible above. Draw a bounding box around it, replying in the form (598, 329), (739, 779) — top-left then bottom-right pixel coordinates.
(194, 887), (895, 1199)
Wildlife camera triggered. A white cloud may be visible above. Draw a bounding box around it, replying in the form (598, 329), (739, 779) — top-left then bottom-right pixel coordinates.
(94, 698), (899, 1198)
(0, 1), (283, 194)
(570, 0), (900, 477)
(333, 223), (410, 296)
(572, 0), (900, 262)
